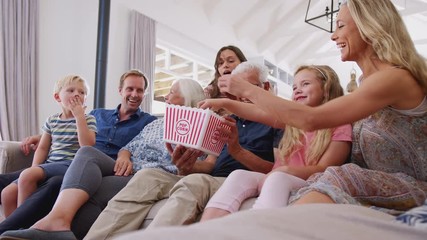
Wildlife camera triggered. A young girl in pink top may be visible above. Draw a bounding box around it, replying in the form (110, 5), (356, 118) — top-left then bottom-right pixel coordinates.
(201, 65), (352, 220)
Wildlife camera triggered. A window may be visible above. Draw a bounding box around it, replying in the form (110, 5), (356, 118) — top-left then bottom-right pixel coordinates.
(152, 46), (214, 114)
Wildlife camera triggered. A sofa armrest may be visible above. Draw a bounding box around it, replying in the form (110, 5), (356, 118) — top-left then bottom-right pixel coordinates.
(0, 141), (33, 174)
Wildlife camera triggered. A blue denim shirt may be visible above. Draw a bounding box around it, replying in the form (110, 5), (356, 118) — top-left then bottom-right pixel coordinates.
(90, 105), (157, 159)
(211, 116), (282, 177)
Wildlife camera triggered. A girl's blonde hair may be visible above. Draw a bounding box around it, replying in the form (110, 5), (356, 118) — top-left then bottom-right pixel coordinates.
(53, 75), (89, 96)
(344, 0), (427, 93)
(278, 65), (344, 165)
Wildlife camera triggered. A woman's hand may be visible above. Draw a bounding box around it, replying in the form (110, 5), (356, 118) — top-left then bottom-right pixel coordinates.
(114, 155), (133, 176)
(198, 98), (228, 112)
(166, 143), (203, 175)
(218, 73), (254, 99)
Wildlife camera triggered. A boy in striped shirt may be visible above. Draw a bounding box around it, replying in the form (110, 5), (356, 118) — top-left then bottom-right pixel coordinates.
(0, 75), (97, 217)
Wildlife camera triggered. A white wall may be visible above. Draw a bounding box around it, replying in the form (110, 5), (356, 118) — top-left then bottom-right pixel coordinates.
(36, 0), (365, 127)
(38, 0), (220, 127)
(38, 0), (98, 128)
(38, 0), (138, 127)
(38, 0), (220, 126)
(105, 1), (219, 112)
(102, 0), (129, 111)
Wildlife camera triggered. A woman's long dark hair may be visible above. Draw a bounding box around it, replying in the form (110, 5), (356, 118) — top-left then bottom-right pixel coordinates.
(207, 45), (247, 99)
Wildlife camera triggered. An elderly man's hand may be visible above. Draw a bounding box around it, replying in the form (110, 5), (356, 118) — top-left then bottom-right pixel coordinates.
(219, 116), (243, 155)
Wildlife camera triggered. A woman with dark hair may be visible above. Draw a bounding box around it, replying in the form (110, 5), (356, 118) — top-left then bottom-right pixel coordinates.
(204, 45), (247, 99)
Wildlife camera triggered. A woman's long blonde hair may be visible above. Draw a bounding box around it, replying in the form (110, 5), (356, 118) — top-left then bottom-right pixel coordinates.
(344, 0), (427, 93)
(278, 65), (344, 166)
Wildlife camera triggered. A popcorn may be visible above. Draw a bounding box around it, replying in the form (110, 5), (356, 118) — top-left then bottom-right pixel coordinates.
(164, 104), (229, 156)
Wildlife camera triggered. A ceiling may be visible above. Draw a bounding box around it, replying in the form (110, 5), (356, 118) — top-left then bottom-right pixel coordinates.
(121, 0), (427, 95)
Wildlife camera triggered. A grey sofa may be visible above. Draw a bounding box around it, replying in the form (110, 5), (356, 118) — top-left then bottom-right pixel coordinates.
(0, 141), (33, 222)
(0, 141), (33, 174)
(0, 141), (255, 229)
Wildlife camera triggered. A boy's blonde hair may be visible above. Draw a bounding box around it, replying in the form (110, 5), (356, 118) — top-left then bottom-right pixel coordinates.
(278, 65), (344, 166)
(53, 75), (89, 96)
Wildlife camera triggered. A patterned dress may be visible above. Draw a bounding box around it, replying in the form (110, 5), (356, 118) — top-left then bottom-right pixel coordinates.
(290, 98), (427, 213)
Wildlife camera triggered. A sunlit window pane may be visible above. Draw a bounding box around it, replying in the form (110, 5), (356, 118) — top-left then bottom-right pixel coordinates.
(152, 45), (214, 115)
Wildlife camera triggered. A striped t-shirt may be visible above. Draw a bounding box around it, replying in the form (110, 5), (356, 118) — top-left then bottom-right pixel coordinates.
(42, 113), (97, 162)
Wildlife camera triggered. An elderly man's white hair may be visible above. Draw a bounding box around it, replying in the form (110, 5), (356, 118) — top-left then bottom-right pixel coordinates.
(231, 61), (269, 85)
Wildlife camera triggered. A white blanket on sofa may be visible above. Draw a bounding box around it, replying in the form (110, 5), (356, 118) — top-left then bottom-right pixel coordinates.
(114, 204), (426, 240)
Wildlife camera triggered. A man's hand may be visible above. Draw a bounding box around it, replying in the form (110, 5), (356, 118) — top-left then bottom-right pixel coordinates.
(219, 116), (242, 155)
(20, 135), (41, 156)
(166, 143), (203, 175)
(114, 156), (133, 176)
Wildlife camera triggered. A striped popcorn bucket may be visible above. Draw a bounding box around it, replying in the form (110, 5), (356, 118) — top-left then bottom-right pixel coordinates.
(164, 104), (229, 156)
